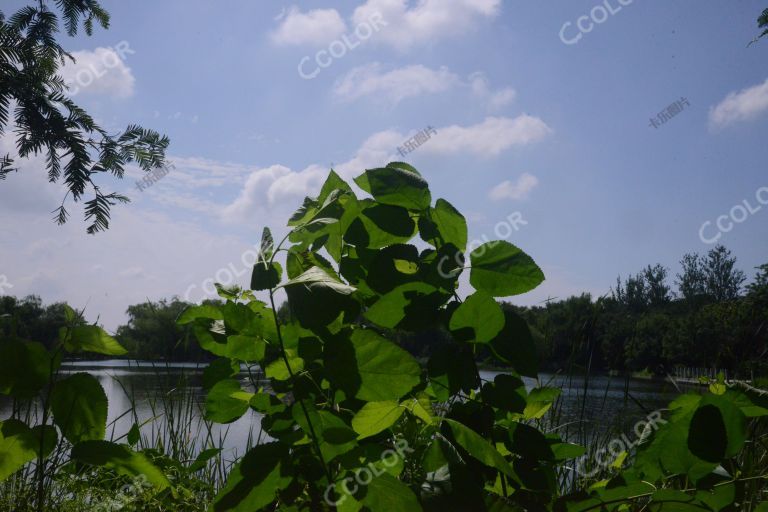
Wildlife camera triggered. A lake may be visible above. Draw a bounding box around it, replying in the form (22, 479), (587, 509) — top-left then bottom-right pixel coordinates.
(1, 360), (699, 461)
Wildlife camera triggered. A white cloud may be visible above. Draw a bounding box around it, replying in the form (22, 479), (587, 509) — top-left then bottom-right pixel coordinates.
(709, 78), (768, 128)
(59, 47), (135, 98)
(333, 63), (459, 104)
(271, 6), (347, 46)
(423, 115), (552, 156)
(469, 72), (516, 110)
(489, 173), (539, 201)
(352, 0), (501, 50)
(221, 131), (401, 223)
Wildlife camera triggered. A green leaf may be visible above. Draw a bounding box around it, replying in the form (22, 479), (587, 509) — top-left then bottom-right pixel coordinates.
(352, 329), (421, 401)
(0, 340), (51, 398)
(688, 395), (746, 463)
(362, 473), (422, 511)
(469, 241), (544, 297)
(364, 282), (446, 330)
(63, 325), (127, 356)
(71, 441), (170, 490)
(489, 310), (539, 377)
(265, 351), (304, 381)
(205, 379), (254, 424)
(226, 335), (266, 362)
(354, 166), (431, 211)
(0, 421), (38, 481)
(285, 267), (358, 329)
(251, 261), (282, 291)
(189, 447), (222, 472)
(127, 423), (140, 446)
(51, 373), (108, 444)
(177, 304), (223, 324)
(423, 199), (467, 251)
(523, 387), (561, 420)
(213, 443), (292, 512)
(344, 202), (416, 249)
(427, 344), (479, 402)
(351, 401), (405, 439)
(444, 419), (518, 481)
(259, 227), (275, 261)
(203, 358), (241, 390)
(292, 404), (357, 462)
(449, 291), (505, 343)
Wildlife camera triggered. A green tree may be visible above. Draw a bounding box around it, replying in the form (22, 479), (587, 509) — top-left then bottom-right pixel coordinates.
(643, 263), (672, 306)
(703, 245), (746, 302)
(0, 1), (169, 233)
(676, 252), (707, 302)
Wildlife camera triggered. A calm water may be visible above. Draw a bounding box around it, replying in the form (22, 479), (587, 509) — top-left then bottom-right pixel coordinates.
(1, 361), (698, 459)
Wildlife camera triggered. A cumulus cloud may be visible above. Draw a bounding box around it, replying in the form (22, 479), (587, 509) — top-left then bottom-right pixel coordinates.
(423, 116), (552, 156)
(709, 78), (768, 129)
(333, 63), (459, 104)
(489, 173), (539, 201)
(469, 72), (516, 110)
(271, 6), (347, 46)
(59, 46), (135, 98)
(352, 0), (501, 50)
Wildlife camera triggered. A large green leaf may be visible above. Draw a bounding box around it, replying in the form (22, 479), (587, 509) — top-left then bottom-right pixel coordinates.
(205, 379), (254, 424)
(326, 329), (421, 402)
(351, 401), (405, 439)
(469, 241), (544, 297)
(421, 199), (467, 252)
(250, 261), (282, 291)
(427, 343), (479, 402)
(489, 310), (539, 378)
(62, 325), (127, 356)
(0, 420), (38, 481)
(284, 266), (358, 328)
(362, 473), (422, 511)
(71, 441), (170, 490)
(365, 282), (447, 330)
(292, 403), (357, 462)
(177, 304), (223, 324)
(444, 419), (518, 481)
(354, 166), (431, 211)
(213, 443), (293, 512)
(344, 201), (416, 249)
(0, 340), (51, 398)
(449, 291), (505, 343)
(50, 373), (107, 444)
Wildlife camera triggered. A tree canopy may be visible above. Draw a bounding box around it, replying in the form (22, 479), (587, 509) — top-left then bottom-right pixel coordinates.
(0, 0), (169, 233)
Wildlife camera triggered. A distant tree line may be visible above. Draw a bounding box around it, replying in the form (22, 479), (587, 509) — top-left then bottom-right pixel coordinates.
(1, 245), (766, 376)
(513, 245), (767, 378)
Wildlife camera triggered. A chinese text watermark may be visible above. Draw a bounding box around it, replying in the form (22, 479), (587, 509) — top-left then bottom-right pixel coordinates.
(649, 97), (691, 129)
(135, 163), (174, 193)
(397, 126), (437, 159)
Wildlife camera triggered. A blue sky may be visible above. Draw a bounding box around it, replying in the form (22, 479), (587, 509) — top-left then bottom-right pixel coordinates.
(1, 0), (767, 329)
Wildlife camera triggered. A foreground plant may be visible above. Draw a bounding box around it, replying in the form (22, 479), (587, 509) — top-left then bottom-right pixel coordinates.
(180, 163), (768, 511)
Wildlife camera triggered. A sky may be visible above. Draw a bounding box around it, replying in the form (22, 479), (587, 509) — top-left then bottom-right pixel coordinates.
(1, 0), (767, 330)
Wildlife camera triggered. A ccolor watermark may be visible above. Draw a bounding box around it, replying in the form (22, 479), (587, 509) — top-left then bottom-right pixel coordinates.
(559, 0), (634, 46)
(0, 274), (12, 294)
(699, 186), (768, 244)
(397, 126), (437, 159)
(65, 41), (135, 96)
(298, 12), (387, 80)
(323, 438), (413, 506)
(437, 212), (528, 279)
(649, 97), (690, 129)
(574, 410), (667, 478)
(183, 236), (273, 303)
(135, 163), (174, 193)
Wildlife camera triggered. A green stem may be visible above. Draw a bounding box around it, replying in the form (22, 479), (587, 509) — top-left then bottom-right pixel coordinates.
(268, 291), (333, 486)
